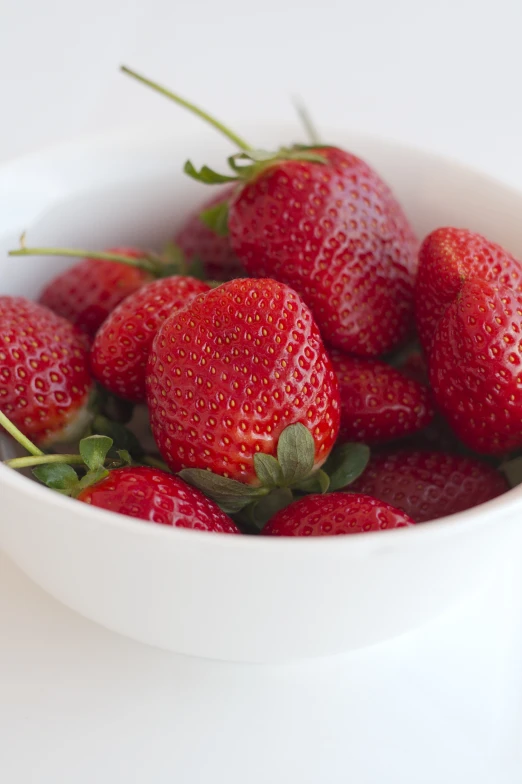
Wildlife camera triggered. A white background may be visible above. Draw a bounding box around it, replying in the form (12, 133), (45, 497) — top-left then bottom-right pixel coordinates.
(2, 1), (522, 782)
(2, 0), (522, 187)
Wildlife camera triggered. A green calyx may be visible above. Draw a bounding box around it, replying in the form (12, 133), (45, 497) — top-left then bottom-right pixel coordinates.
(184, 147), (328, 188)
(178, 423), (371, 526)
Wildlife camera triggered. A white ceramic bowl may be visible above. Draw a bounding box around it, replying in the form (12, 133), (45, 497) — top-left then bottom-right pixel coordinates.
(1, 126), (521, 663)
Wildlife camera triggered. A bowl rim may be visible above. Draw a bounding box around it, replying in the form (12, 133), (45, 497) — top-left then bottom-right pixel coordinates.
(1, 124), (522, 555)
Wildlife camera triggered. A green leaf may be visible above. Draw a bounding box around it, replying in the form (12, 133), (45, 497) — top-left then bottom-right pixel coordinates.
(277, 423), (316, 486)
(227, 154), (257, 177)
(296, 469), (330, 494)
(200, 201), (230, 237)
(184, 160), (237, 184)
(77, 466), (110, 493)
(178, 468), (268, 514)
(32, 463), (79, 495)
(253, 453), (284, 489)
(279, 147), (328, 164)
(242, 149), (278, 162)
(116, 449), (133, 466)
(79, 435), (113, 471)
(324, 443), (370, 492)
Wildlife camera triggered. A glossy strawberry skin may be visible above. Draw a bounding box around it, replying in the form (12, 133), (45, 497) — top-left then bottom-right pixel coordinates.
(415, 228), (522, 353)
(0, 297), (93, 446)
(77, 466), (240, 532)
(175, 186), (243, 281)
(39, 247), (152, 339)
(350, 450), (508, 523)
(146, 278), (340, 484)
(228, 147), (418, 357)
(429, 279), (522, 454)
(329, 350), (433, 443)
(261, 492), (415, 536)
(90, 276), (210, 403)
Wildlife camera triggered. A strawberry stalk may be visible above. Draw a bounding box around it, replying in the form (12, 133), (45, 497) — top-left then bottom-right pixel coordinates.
(8, 237), (207, 281)
(120, 65), (328, 190)
(120, 66), (253, 152)
(0, 410), (44, 458)
(5, 453), (93, 469)
(292, 97), (321, 145)
(10, 237), (161, 275)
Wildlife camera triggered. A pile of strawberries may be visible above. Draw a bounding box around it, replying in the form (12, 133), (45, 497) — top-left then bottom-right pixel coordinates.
(1, 66), (519, 537)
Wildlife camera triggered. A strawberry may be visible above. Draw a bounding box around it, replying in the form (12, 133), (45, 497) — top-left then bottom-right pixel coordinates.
(90, 276), (210, 403)
(415, 228), (522, 353)
(174, 186), (243, 281)
(261, 492), (415, 536)
(37, 247), (153, 339)
(429, 279), (522, 454)
(329, 349), (433, 443)
(146, 277), (340, 505)
(350, 449), (508, 522)
(121, 67), (418, 357)
(227, 146), (418, 356)
(0, 297), (93, 446)
(77, 466), (240, 532)
(0, 412), (239, 533)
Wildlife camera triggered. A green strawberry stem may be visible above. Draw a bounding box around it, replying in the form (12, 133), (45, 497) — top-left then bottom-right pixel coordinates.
(292, 97), (321, 145)
(5, 454), (89, 469)
(9, 242), (159, 274)
(0, 409), (44, 457)
(121, 67), (327, 187)
(120, 66), (253, 152)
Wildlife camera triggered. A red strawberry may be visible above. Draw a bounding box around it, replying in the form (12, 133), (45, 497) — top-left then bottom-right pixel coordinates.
(415, 228), (522, 353)
(146, 277), (340, 486)
(261, 492), (415, 536)
(90, 276), (210, 403)
(0, 297), (93, 446)
(174, 186), (243, 281)
(77, 466), (240, 532)
(0, 412), (240, 533)
(350, 449), (508, 522)
(429, 278), (522, 454)
(329, 350), (433, 443)
(121, 68), (418, 357)
(227, 147), (418, 356)
(38, 247), (152, 338)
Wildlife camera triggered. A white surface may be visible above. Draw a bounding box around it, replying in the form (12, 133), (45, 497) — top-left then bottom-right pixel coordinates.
(3, 129), (522, 665)
(1, 549), (521, 784)
(1, 0), (522, 779)
(2, 0), (522, 189)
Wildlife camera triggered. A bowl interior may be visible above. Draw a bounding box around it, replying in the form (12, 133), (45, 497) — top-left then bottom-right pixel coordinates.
(3, 124), (522, 296)
(1, 124), (522, 534)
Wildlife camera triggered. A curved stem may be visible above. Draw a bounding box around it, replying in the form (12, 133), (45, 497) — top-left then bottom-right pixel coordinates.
(292, 97), (321, 145)
(4, 453), (86, 469)
(121, 66), (253, 152)
(9, 245), (155, 272)
(0, 410), (44, 457)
